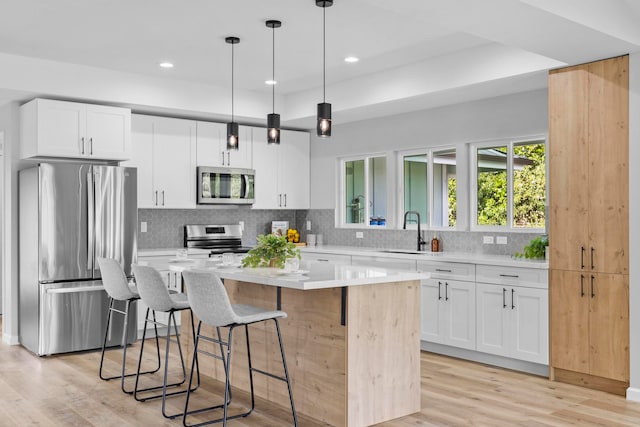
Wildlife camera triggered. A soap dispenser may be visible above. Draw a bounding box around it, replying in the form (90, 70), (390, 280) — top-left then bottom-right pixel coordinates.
(431, 235), (440, 252)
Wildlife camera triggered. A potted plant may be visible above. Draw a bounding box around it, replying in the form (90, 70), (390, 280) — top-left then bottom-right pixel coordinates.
(515, 235), (548, 260)
(241, 234), (301, 269)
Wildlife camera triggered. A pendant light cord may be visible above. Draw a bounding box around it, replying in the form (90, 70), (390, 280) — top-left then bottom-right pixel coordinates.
(323, 5), (326, 103)
(231, 41), (235, 123)
(272, 25), (276, 114)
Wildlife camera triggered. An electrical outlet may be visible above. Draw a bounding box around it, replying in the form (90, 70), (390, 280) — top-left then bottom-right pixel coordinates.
(483, 235), (494, 244)
(140, 221), (147, 233)
(356, 231), (364, 239)
(496, 236), (508, 245)
(306, 220), (311, 231)
(239, 221), (244, 231)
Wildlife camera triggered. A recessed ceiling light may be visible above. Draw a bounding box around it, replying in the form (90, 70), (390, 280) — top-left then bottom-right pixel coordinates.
(159, 62), (174, 68)
(344, 56), (359, 63)
(265, 79), (277, 85)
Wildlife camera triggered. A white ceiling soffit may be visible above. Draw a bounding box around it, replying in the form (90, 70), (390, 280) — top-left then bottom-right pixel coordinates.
(0, 0), (638, 127)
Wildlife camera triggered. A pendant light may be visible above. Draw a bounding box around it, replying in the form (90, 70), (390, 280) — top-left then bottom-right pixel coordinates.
(226, 36), (240, 150)
(316, 0), (333, 138)
(266, 20), (282, 144)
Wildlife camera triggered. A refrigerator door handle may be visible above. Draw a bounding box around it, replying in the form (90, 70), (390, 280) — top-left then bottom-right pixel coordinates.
(87, 171), (95, 272)
(45, 285), (105, 294)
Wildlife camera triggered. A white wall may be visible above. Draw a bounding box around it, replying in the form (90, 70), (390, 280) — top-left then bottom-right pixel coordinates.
(309, 89), (548, 211)
(0, 102), (23, 344)
(627, 52), (640, 401)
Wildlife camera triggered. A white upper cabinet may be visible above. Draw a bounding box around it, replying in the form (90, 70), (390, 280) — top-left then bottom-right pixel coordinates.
(122, 114), (196, 209)
(196, 121), (252, 169)
(20, 98), (131, 160)
(252, 129), (310, 209)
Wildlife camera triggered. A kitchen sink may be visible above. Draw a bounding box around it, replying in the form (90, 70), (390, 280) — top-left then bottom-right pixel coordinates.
(378, 249), (442, 256)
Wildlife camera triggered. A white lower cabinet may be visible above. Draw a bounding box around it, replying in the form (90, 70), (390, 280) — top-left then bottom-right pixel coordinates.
(476, 282), (548, 364)
(421, 279), (476, 350)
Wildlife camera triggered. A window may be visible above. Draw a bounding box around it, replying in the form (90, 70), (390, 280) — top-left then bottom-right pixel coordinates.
(401, 148), (457, 228)
(473, 138), (546, 230)
(341, 155), (387, 226)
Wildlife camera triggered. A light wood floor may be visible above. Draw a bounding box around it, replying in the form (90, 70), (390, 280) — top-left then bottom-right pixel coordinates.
(1, 329), (640, 426)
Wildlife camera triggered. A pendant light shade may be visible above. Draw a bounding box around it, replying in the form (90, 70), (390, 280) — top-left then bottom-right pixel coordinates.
(266, 20), (282, 145)
(316, 0), (333, 138)
(226, 36), (240, 150)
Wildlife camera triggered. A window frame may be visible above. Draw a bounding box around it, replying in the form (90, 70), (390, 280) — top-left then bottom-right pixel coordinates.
(470, 135), (547, 232)
(396, 145), (457, 230)
(337, 152), (390, 229)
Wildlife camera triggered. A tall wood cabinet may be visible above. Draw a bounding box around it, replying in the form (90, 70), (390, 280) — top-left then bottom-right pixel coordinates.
(548, 55), (629, 394)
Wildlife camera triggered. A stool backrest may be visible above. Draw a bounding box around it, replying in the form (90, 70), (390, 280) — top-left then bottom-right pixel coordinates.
(132, 264), (178, 312)
(97, 257), (137, 301)
(182, 271), (237, 327)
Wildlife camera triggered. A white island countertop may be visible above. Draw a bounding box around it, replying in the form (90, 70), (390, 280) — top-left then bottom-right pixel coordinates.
(139, 257), (428, 291)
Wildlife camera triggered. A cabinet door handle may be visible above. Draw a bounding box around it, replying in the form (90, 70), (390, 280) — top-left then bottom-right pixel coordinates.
(499, 274), (519, 278)
(445, 282), (449, 301)
(590, 247), (595, 270)
(90, 137), (93, 155)
(278, 194), (282, 207)
(284, 193), (287, 207)
(81, 137), (85, 155)
(162, 190), (165, 206)
(435, 268), (452, 273)
(511, 288), (515, 309)
(581, 246), (585, 270)
(227, 152), (231, 166)
(221, 152), (225, 165)
(580, 274), (585, 297)
(591, 275), (595, 298)
(155, 190), (158, 206)
(503, 288), (507, 308)
(438, 281), (442, 300)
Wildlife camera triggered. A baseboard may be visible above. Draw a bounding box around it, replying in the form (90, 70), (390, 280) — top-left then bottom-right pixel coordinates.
(626, 387), (640, 401)
(421, 341), (549, 377)
(552, 367), (629, 396)
(2, 333), (20, 345)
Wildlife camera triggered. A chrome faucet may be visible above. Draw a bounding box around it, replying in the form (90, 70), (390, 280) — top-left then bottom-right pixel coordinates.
(403, 211), (426, 252)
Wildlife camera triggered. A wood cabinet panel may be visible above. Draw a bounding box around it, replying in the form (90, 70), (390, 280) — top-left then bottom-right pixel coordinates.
(587, 57), (629, 275)
(548, 64), (589, 272)
(589, 273), (629, 381)
(549, 270), (589, 373)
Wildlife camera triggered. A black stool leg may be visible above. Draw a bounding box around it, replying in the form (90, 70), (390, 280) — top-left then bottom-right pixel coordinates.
(274, 318), (298, 426)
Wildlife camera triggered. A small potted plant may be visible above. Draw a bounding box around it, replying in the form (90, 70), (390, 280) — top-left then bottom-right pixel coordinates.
(515, 235), (548, 260)
(241, 234), (301, 269)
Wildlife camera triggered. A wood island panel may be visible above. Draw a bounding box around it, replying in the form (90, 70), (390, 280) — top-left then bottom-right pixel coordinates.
(182, 279), (421, 427)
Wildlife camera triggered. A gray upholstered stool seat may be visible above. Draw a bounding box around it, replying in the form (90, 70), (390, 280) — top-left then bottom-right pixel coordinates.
(132, 264), (200, 420)
(181, 271), (297, 427)
(97, 257), (161, 394)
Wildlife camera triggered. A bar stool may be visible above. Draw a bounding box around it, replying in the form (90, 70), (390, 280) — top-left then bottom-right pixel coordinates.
(132, 264), (200, 419)
(181, 270), (297, 427)
(97, 257), (161, 394)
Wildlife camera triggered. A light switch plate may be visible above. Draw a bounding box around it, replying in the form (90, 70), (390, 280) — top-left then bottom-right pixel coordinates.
(496, 236), (508, 244)
(306, 220), (311, 231)
(356, 231), (364, 239)
(483, 235), (494, 244)
(239, 221), (244, 231)
(140, 221), (147, 233)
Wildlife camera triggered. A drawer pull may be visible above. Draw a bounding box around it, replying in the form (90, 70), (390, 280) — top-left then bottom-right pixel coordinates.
(591, 275), (595, 298)
(435, 268), (452, 273)
(317, 259), (329, 262)
(499, 274), (519, 278)
(590, 247), (595, 270)
(581, 246), (585, 269)
(580, 274), (585, 297)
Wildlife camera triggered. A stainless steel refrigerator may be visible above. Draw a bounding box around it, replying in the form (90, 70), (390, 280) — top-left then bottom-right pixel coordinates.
(19, 163), (138, 356)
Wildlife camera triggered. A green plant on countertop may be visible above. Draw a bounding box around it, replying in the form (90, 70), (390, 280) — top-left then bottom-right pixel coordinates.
(241, 234), (300, 269)
(515, 234), (548, 259)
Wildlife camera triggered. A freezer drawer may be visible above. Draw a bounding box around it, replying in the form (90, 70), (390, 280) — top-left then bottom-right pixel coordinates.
(37, 281), (136, 356)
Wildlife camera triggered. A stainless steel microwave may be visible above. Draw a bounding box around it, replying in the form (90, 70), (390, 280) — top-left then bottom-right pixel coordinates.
(197, 166), (255, 205)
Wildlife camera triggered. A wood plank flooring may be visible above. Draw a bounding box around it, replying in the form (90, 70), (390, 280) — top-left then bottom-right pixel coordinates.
(1, 327), (640, 426)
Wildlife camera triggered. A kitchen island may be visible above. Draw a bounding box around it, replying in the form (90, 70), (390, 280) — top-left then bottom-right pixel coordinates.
(160, 259), (428, 427)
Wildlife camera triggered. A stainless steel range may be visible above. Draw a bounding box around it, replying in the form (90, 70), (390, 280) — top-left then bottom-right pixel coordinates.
(184, 224), (253, 256)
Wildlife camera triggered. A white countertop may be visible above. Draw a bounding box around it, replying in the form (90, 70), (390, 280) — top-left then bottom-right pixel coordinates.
(299, 245), (549, 269)
(138, 257), (428, 290)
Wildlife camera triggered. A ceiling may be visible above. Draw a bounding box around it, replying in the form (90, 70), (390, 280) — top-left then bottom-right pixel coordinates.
(0, 0), (639, 128)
